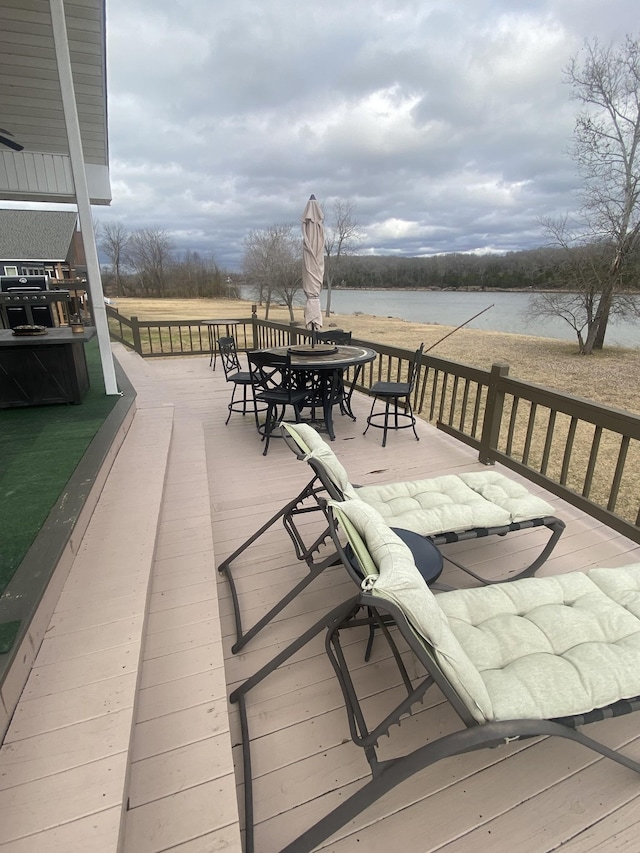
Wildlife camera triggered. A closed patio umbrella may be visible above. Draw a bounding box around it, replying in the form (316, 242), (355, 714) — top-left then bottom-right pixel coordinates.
(302, 195), (325, 334)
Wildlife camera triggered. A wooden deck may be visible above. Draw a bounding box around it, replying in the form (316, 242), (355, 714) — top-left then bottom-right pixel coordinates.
(2, 346), (640, 852)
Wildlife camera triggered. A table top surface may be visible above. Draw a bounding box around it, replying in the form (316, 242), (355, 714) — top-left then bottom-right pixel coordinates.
(267, 343), (377, 369)
(0, 326), (96, 346)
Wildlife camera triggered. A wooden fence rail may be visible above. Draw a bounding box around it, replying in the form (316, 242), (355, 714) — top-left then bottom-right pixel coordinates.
(106, 304), (640, 544)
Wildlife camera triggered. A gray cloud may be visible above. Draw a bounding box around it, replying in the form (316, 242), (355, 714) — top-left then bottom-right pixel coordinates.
(95, 0), (640, 269)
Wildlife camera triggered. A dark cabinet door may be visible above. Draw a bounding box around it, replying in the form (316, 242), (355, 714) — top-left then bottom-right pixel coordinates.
(0, 342), (89, 407)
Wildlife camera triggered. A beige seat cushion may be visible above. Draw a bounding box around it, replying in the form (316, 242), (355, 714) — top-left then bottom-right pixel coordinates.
(333, 499), (640, 725)
(439, 569), (640, 721)
(283, 422), (555, 536)
(356, 473), (554, 535)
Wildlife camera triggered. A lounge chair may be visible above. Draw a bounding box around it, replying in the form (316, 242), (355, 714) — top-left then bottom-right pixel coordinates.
(231, 497), (640, 853)
(282, 421), (565, 585)
(217, 421), (564, 653)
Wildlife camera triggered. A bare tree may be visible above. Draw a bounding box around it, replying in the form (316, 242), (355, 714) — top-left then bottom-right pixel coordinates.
(563, 35), (640, 352)
(531, 216), (640, 351)
(172, 250), (226, 298)
(324, 200), (360, 317)
(128, 228), (174, 297)
(242, 225), (301, 320)
(99, 221), (130, 297)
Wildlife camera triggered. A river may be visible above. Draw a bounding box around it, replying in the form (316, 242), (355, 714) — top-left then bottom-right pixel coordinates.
(240, 286), (639, 348)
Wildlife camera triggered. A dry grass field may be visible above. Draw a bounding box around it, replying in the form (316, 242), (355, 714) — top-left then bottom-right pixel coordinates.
(113, 295), (638, 415)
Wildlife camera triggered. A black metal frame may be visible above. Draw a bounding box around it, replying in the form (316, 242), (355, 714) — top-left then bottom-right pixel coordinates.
(230, 505), (640, 853)
(217, 470), (338, 653)
(313, 330), (361, 420)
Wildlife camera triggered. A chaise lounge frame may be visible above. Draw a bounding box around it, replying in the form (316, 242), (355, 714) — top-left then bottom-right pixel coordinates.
(218, 423), (565, 653)
(230, 503), (640, 853)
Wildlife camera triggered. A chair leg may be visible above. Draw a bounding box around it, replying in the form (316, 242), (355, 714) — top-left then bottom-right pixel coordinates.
(262, 404), (275, 455)
(408, 399), (419, 442)
(364, 395), (419, 446)
(262, 404), (287, 455)
(225, 385), (239, 425)
(383, 399), (391, 447)
(251, 386), (261, 428)
(363, 396), (377, 437)
(226, 383), (258, 425)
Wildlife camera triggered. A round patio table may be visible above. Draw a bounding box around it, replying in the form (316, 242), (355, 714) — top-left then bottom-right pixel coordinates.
(266, 344), (377, 440)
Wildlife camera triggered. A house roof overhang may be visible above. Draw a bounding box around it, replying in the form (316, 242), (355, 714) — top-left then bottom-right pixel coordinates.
(0, 0), (111, 205)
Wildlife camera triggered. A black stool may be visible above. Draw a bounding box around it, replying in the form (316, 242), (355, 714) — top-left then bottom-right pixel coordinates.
(364, 344), (424, 447)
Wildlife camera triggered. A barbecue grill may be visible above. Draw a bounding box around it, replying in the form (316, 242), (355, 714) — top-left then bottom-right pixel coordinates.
(0, 276), (71, 329)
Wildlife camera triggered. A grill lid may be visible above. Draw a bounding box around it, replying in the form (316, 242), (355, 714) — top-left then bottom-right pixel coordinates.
(0, 275), (50, 293)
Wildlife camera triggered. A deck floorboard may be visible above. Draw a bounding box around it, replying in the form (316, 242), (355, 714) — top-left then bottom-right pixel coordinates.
(3, 349), (639, 853)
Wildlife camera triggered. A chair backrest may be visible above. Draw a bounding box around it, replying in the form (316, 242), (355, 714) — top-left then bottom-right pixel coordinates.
(407, 343), (425, 392)
(316, 329), (352, 345)
(280, 422), (357, 500)
(218, 336), (241, 379)
(328, 498), (493, 723)
(248, 350), (291, 392)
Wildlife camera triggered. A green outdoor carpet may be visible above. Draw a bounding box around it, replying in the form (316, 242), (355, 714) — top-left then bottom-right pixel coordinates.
(0, 620), (20, 654)
(0, 340), (118, 597)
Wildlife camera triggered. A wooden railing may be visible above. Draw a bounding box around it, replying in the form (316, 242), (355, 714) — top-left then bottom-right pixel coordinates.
(106, 306), (254, 358)
(107, 305), (640, 543)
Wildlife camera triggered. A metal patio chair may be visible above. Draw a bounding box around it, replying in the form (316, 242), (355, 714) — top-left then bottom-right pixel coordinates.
(315, 329), (352, 345)
(247, 350), (309, 456)
(218, 336), (265, 426)
(231, 497), (640, 853)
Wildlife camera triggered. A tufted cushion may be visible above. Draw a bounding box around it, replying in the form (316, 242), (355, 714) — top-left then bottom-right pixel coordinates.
(355, 472), (554, 535)
(331, 498), (640, 726)
(283, 422), (555, 536)
(355, 475), (513, 534)
(438, 568), (640, 721)
(457, 471), (555, 524)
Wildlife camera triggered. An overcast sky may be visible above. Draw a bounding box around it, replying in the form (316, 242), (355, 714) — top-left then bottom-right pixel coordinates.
(93, 0), (639, 270)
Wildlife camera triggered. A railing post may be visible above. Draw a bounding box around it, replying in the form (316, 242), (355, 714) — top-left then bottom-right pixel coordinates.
(131, 315), (142, 355)
(479, 362), (509, 465)
(251, 304), (258, 349)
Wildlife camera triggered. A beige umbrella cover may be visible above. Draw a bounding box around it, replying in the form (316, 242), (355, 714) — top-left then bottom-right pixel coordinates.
(302, 195), (325, 331)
